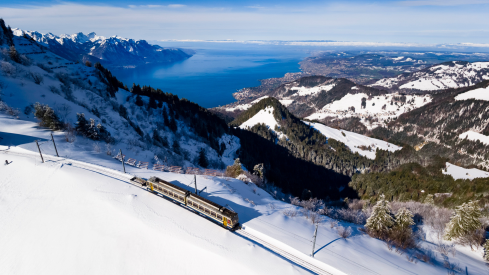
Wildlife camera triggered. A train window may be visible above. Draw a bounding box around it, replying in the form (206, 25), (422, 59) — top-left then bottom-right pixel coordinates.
(205, 208), (210, 214)
(217, 215), (222, 220)
(199, 205), (204, 211)
(168, 191), (173, 196)
(211, 212), (216, 218)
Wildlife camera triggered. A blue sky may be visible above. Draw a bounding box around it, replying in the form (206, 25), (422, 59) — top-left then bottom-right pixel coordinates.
(1, 0), (489, 44)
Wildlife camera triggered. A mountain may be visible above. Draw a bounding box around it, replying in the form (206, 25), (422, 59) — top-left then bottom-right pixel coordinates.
(369, 61), (489, 92)
(12, 28), (192, 68)
(0, 25), (233, 171)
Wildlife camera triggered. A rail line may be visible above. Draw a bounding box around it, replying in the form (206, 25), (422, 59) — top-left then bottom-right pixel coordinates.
(236, 229), (338, 275)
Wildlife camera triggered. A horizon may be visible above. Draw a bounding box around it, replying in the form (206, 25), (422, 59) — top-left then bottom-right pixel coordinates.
(2, 0), (489, 45)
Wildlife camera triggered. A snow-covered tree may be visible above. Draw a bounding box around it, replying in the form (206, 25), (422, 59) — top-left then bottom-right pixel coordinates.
(34, 103), (62, 130)
(424, 194), (435, 205)
(444, 200), (482, 241)
(365, 194), (394, 239)
(394, 207), (415, 231)
(484, 239), (489, 261)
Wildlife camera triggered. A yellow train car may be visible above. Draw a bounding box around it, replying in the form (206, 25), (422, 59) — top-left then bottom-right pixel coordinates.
(147, 177), (239, 230)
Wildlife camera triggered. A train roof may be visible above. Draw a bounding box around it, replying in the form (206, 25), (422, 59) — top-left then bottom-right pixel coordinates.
(150, 177), (237, 218)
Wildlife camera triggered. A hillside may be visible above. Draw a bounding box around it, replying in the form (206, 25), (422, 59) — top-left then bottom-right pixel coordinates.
(369, 61), (489, 92)
(0, 21), (233, 170)
(13, 28), (191, 68)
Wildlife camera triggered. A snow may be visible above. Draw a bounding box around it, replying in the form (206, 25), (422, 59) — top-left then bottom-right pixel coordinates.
(371, 61), (489, 91)
(279, 99), (295, 107)
(238, 106), (287, 139)
(307, 122), (401, 159)
(306, 93), (431, 129)
(225, 96), (269, 112)
(443, 162), (489, 180)
(290, 84), (335, 97)
(458, 130), (489, 146)
(455, 86), (489, 101)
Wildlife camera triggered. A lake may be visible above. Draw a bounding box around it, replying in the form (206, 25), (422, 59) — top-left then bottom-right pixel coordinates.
(110, 42), (310, 108)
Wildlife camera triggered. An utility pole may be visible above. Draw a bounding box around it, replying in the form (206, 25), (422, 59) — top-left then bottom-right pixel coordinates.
(311, 224), (318, 257)
(194, 175), (198, 194)
(35, 140), (44, 163)
(120, 149), (126, 173)
(51, 132), (59, 157)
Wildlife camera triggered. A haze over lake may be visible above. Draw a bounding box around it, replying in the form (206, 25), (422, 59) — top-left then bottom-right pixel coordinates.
(110, 42), (310, 108)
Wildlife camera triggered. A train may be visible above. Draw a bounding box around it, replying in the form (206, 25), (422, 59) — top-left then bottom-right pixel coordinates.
(132, 176), (240, 231)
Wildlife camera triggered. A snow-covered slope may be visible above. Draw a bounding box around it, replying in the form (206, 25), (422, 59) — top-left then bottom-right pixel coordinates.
(307, 122), (401, 159)
(12, 28), (191, 68)
(306, 93), (431, 129)
(370, 61), (489, 91)
(0, 32), (234, 170)
(455, 85), (489, 101)
(443, 162), (489, 180)
(2, 115), (488, 275)
(239, 106), (287, 139)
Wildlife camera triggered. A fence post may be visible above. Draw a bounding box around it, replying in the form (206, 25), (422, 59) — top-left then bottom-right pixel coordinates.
(311, 224), (318, 257)
(120, 149), (126, 173)
(35, 140), (44, 163)
(194, 175), (198, 194)
(51, 132), (59, 157)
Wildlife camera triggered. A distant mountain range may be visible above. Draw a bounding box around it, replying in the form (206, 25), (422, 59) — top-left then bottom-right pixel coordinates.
(12, 29), (192, 68)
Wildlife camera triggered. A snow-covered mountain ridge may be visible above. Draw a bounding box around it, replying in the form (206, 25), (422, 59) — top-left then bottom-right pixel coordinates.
(369, 61), (489, 92)
(0, 22), (235, 171)
(12, 28), (191, 68)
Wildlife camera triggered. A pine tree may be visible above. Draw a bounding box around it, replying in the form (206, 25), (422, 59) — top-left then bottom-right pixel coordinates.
(162, 107), (170, 127)
(424, 194), (435, 205)
(172, 139), (181, 155)
(135, 95), (144, 107)
(394, 207), (415, 231)
(484, 239), (489, 261)
(149, 96), (157, 109)
(444, 200), (482, 241)
(33, 103), (62, 130)
(365, 194), (394, 239)
(75, 113), (89, 135)
(198, 148), (209, 168)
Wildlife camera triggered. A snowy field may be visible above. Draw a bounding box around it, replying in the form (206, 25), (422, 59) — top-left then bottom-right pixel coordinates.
(455, 86), (489, 101)
(307, 122), (401, 159)
(290, 83), (336, 97)
(458, 130), (489, 146)
(306, 93), (431, 129)
(2, 115), (488, 274)
(443, 162), (489, 180)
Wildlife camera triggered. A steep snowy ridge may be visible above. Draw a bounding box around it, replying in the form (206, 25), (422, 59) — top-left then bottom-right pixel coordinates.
(307, 122), (401, 159)
(370, 61), (489, 91)
(0, 32), (235, 170)
(12, 28), (191, 67)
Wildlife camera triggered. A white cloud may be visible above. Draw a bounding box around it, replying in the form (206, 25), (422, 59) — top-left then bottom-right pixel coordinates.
(400, 0), (489, 6)
(0, 2), (488, 43)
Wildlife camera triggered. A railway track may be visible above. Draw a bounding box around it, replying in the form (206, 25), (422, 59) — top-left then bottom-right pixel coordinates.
(236, 229), (338, 275)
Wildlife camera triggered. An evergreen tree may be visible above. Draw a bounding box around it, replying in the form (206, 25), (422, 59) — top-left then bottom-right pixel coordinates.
(484, 239), (489, 261)
(198, 148), (209, 168)
(8, 46), (20, 63)
(169, 113), (178, 132)
(75, 113), (89, 134)
(33, 103), (63, 130)
(135, 95), (144, 107)
(424, 194), (435, 205)
(172, 139), (181, 155)
(365, 194), (394, 239)
(394, 207), (415, 231)
(444, 200), (482, 241)
(149, 96), (157, 109)
(162, 107), (170, 127)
